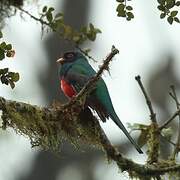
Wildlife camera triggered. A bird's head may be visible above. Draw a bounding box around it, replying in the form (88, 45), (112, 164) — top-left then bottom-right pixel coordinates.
(57, 51), (87, 65)
(57, 51), (87, 77)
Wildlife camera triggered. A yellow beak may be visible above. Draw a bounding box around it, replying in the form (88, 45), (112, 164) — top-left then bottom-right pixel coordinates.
(56, 57), (65, 64)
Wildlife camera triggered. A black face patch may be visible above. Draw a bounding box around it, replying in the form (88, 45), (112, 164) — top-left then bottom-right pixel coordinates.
(63, 52), (76, 62)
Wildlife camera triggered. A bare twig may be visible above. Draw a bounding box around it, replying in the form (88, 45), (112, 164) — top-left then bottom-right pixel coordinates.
(161, 134), (180, 151)
(18, 6), (49, 26)
(135, 75), (160, 164)
(159, 109), (180, 130)
(75, 45), (97, 62)
(135, 75), (157, 123)
(62, 46), (119, 108)
(169, 85), (180, 159)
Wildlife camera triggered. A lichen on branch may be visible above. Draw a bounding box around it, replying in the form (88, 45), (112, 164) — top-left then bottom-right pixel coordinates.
(0, 46), (180, 179)
(0, 46), (119, 151)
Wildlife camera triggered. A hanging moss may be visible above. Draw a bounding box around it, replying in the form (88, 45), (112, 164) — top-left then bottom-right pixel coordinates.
(0, 97), (105, 152)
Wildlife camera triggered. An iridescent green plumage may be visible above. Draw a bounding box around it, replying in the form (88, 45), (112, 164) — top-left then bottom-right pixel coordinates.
(58, 52), (143, 154)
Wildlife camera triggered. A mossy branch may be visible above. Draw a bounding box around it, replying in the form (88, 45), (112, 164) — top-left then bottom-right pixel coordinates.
(0, 47), (180, 179)
(1, 97), (180, 178)
(135, 75), (160, 164)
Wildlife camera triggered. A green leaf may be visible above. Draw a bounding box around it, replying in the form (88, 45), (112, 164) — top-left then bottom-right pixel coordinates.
(166, 0), (175, 9)
(176, 1), (180, 6)
(157, 5), (165, 11)
(89, 23), (94, 30)
(48, 7), (55, 12)
(11, 72), (20, 82)
(1, 76), (8, 85)
(126, 16), (131, 21)
(167, 16), (173, 24)
(5, 44), (12, 50)
(0, 31), (2, 38)
(126, 6), (133, 10)
(0, 68), (5, 74)
(116, 0), (124, 2)
(87, 32), (96, 41)
(117, 11), (126, 17)
(170, 10), (178, 17)
(2, 68), (9, 74)
(157, 0), (165, 4)
(46, 12), (53, 22)
(160, 13), (166, 18)
(174, 17), (180, 23)
(9, 80), (15, 89)
(0, 48), (5, 60)
(0, 42), (6, 49)
(116, 3), (125, 12)
(127, 12), (134, 19)
(42, 6), (47, 12)
(116, 4), (126, 17)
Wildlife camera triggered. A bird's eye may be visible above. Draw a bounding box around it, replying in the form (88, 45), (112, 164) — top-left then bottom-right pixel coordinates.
(65, 52), (74, 59)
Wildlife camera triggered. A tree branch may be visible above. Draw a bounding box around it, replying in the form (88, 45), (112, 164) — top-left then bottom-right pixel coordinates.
(169, 85), (180, 160)
(135, 75), (156, 123)
(17, 6), (98, 62)
(135, 75), (159, 164)
(159, 109), (180, 131)
(0, 48), (180, 179)
(62, 46), (119, 109)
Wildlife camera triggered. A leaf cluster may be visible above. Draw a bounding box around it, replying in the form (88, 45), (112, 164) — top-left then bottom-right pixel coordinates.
(157, 0), (180, 24)
(0, 68), (19, 89)
(0, 34), (15, 60)
(39, 6), (101, 45)
(116, 0), (134, 21)
(0, 31), (19, 88)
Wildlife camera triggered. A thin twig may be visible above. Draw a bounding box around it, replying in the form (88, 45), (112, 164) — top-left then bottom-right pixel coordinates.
(17, 7), (97, 62)
(161, 134), (180, 151)
(135, 75), (159, 164)
(135, 75), (157, 123)
(18, 6), (49, 26)
(62, 46), (119, 108)
(169, 85), (180, 159)
(75, 45), (97, 62)
(159, 109), (180, 130)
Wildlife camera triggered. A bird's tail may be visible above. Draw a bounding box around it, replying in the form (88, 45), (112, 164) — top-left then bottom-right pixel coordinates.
(110, 112), (143, 154)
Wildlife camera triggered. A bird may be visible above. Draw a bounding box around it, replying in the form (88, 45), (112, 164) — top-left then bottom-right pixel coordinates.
(57, 51), (143, 154)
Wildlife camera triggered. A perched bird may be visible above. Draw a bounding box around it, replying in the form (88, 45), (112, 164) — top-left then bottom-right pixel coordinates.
(57, 51), (143, 154)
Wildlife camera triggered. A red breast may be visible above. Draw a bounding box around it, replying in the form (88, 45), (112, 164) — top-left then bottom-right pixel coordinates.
(60, 79), (77, 98)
